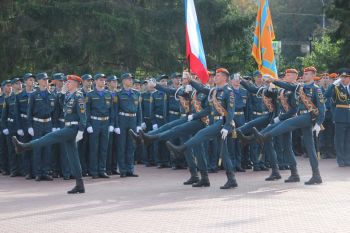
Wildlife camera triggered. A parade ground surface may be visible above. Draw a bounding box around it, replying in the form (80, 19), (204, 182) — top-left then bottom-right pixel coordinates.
(1, 158), (349, 233)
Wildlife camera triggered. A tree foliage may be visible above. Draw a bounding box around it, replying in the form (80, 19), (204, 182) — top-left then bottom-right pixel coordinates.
(0, 0), (256, 80)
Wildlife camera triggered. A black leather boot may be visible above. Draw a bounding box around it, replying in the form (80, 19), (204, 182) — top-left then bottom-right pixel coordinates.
(252, 127), (271, 146)
(305, 168), (322, 185)
(166, 141), (186, 158)
(67, 179), (85, 194)
(265, 165), (281, 181)
(192, 171), (210, 187)
(12, 136), (31, 154)
(220, 171), (238, 189)
(236, 130), (255, 145)
(183, 168), (199, 185)
(285, 165), (300, 183)
(140, 130), (159, 146)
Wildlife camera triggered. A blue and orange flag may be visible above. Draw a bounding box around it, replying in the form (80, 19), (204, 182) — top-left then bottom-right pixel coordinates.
(251, 0), (278, 79)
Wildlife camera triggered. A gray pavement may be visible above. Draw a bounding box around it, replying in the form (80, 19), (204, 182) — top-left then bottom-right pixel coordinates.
(0, 157), (350, 233)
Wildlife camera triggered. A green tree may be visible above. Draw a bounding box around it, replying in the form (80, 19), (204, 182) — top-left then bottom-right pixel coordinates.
(297, 35), (343, 72)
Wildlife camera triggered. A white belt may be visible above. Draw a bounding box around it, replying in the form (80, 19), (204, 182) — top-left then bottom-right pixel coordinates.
(214, 116), (224, 120)
(155, 114), (164, 119)
(7, 118), (14, 122)
(20, 114), (27, 118)
(65, 121), (78, 126)
(91, 116), (109, 121)
(169, 111), (180, 115)
(252, 111), (268, 115)
(33, 117), (51, 123)
(299, 110), (310, 114)
(181, 114), (187, 117)
(59, 118), (65, 123)
(119, 112), (136, 117)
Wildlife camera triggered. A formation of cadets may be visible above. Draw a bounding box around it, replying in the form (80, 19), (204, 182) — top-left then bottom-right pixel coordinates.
(2, 66), (350, 194)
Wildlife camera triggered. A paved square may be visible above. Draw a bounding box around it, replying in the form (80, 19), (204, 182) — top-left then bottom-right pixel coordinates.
(0, 157), (349, 233)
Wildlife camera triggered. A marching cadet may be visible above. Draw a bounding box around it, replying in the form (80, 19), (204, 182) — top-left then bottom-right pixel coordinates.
(324, 68), (350, 166)
(106, 75), (120, 175)
(27, 72), (57, 181)
(86, 73), (114, 179)
(78, 74), (94, 176)
(255, 66), (325, 185)
(167, 68), (238, 189)
(51, 73), (71, 180)
(236, 72), (273, 172)
(151, 75), (170, 168)
(13, 75), (87, 194)
(0, 83), (8, 175)
(1, 78), (22, 177)
(16, 73), (36, 179)
(115, 73), (142, 177)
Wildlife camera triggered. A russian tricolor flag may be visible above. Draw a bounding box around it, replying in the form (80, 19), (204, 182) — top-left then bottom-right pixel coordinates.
(185, 0), (209, 84)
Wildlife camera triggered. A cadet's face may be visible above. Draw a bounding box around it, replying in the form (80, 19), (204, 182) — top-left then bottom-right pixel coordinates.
(255, 75), (263, 85)
(172, 78), (180, 86)
(26, 78), (35, 88)
(66, 80), (78, 92)
(108, 80), (117, 89)
(83, 79), (93, 88)
(231, 79), (240, 87)
(160, 79), (167, 87)
(13, 81), (22, 91)
(55, 80), (63, 89)
(341, 77), (350, 86)
(95, 78), (106, 89)
(133, 83), (141, 90)
(4, 84), (11, 93)
(284, 73), (297, 83)
(208, 76), (215, 85)
(123, 78), (133, 88)
(214, 73), (227, 85)
(38, 79), (48, 88)
(182, 77), (189, 85)
(303, 71), (315, 82)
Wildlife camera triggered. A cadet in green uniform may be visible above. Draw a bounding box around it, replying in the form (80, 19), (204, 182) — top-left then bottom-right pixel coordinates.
(78, 74), (93, 176)
(0, 81), (10, 175)
(255, 67), (325, 185)
(27, 73), (57, 181)
(2, 78), (22, 177)
(16, 73), (36, 179)
(86, 73), (114, 179)
(115, 73), (142, 177)
(324, 68), (350, 166)
(13, 75), (87, 194)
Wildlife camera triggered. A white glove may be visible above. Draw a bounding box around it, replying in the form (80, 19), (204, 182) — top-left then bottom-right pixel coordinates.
(136, 126), (142, 133)
(152, 124), (158, 130)
(52, 128), (56, 132)
(114, 127), (121, 134)
(185, 85), (193, 93)
(141, 122), (147, 130)
(17, 129), (24, 136)
(3, 128), (9, 135)
(333, 78), (341, 85)
(28, 127), (34, 136)
(76, 131), (84, 142)
(220, 129), (228, 140)
(187, 114), (193, 121)
(273, 117), (280, 124)
(108, 126), (114, 132)
(313, 123), (321, 136)
(87, 126), (93, 134)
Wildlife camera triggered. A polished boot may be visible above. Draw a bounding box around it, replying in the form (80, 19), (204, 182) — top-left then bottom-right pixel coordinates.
(192, 171), (210, 187)
(99, 173), (110, 178)
(285, 165), (300, 183)
(166, 141), (186, 158)
(237, 130), (255, 145)
(305, 168), (322, 185)
(129, 129), (142, 146)
(252, 127), (271, 146)
(12, 136), (31, 154)
(183, 168), (199, 185)
(220, 171), (238, 189)
(67, 179), (85, 194)
(140, 130), (159, 146)
(265, 165), (281, 181)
